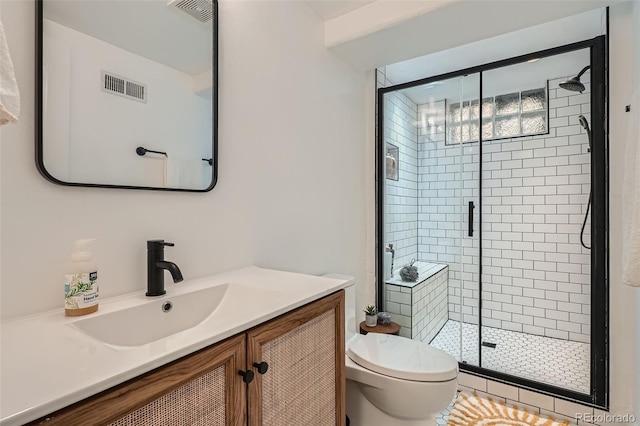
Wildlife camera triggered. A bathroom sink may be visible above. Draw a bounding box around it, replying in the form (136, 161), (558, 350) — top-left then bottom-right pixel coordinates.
(71, 284), (231, 347)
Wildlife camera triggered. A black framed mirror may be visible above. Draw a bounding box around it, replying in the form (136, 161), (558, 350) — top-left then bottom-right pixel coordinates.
(35, 0), (218, 191)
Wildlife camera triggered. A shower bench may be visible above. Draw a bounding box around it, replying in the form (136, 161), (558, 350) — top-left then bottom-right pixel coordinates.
(384, 262), (448, 342)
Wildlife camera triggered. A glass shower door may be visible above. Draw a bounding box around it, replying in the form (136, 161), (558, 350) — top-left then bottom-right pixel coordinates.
(479, 49), (592, 393)
(379, 72), (480, 367)
(439, 73), (481, 367)
(378, 35), (606, 407)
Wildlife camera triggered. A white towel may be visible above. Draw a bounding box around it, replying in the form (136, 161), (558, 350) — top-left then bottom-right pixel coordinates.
(0, 18), (20, 126)
(623, 89), (640, 287)
(165, 152), (203, 189)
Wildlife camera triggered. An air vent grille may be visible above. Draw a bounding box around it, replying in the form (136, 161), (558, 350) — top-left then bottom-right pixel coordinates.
(126, 81), (145, 101)
(101, 71), (147, 103)
(168, 0), (213, 23)
(104, 74), (125, 95)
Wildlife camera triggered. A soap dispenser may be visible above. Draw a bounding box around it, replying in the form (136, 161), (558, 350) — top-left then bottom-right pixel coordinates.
(64, 238), (99, 316)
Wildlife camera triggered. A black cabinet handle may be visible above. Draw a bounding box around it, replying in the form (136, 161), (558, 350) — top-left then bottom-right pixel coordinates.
(238, 370), (254, 384)
(253, 361), (269, 375)
(468, 201), (475, 237)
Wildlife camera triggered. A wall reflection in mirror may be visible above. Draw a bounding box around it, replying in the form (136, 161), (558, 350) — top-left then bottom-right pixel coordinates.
(37, 0), (217, 191)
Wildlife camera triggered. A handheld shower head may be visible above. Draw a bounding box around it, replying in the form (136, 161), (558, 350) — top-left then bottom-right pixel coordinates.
(578, 114), (592, 151)
(559, 65), (591, 93)
(578, 115), (590, 132)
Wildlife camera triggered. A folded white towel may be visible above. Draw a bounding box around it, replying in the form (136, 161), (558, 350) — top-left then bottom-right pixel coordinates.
(0, 18), (20, 126)
(623, 88), (640, 287)
(165, 152), (203, 189)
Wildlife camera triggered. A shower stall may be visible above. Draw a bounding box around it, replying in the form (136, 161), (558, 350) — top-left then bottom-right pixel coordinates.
(377, 37), (607, 407)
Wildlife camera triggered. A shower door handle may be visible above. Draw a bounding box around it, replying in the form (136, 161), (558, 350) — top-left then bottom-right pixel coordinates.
(468, 201), (475, 237)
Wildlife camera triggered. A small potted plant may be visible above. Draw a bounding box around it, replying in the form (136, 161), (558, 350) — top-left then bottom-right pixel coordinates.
(364, 305), (378, 327)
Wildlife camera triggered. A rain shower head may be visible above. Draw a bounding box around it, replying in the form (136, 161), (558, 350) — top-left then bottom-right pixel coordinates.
(559, 65), (590, 93)
(559, 78), (585, 93)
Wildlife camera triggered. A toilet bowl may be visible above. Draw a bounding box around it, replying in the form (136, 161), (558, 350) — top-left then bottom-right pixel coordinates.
(345, 333), (458, 426)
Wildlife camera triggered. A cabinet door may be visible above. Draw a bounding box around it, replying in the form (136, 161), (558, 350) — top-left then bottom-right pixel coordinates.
(247, 290), (345, 426)
(28, 335), (246, 426)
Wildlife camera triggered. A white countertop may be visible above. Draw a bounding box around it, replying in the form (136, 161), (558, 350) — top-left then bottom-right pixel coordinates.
(0, 266), (354, 425)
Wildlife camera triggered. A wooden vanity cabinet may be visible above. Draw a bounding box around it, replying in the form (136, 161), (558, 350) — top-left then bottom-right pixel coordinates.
(28, 290), (345, 426)
(247, 290), (345, 426)
(28, 334), (247, 426)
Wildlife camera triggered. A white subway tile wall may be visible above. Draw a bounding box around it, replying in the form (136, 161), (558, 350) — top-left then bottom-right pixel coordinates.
(412, 267), (449, 342)
(380, 70), (419, 272)
(382, 69), (592, 343)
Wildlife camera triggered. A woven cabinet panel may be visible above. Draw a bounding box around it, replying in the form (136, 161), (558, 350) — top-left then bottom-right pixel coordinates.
(108, 364), (226, 426)
(261, 309), (336, 426)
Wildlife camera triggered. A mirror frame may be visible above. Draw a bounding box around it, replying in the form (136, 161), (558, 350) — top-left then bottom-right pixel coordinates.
(35, 0), (218, 192)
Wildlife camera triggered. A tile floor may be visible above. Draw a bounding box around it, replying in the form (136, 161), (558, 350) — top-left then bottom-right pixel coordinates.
(429, 320), (590, 394)
(436, 397), (457, 426)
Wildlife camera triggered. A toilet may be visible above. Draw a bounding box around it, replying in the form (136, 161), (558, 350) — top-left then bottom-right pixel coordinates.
(342, 285), (458, 425)
(345, 333), (458, 425)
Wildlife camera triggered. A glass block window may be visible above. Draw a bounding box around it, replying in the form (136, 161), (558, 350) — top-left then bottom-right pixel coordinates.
(446, 85), (547, 145)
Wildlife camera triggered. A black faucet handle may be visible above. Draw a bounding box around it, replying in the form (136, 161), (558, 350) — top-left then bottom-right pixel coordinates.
(147, 240), (175, 250)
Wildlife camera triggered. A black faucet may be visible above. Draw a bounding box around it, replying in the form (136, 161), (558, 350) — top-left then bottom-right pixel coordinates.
(146, 240), (184, 297)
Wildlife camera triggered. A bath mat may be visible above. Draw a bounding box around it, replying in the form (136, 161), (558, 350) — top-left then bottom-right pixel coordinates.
(447, 392), (570, 426)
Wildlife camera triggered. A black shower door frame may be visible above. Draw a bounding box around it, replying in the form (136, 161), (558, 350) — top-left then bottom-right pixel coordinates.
(376, 35), (608, 408)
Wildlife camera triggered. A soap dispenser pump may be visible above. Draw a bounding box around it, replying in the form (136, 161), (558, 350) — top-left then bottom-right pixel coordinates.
(64, 238), (99, 316)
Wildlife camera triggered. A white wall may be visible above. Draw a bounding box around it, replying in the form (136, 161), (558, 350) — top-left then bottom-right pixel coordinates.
(232, 1), (367, 295)
(632, 2), (640, 421)
(608, 2), (640, 422)
(43, 19), (212, 188)
(0, 1), (367, 321)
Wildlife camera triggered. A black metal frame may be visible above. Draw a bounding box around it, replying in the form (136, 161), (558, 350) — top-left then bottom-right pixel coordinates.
(376, 35), (608, 408)
(35, 0), (219, 192)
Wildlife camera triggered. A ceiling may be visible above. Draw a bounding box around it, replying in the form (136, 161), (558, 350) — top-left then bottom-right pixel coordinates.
(305, 1), (373, 20)
(43, 0), (213, 76)
(384, 8), (604, 88)
(321, 0), (616, 72)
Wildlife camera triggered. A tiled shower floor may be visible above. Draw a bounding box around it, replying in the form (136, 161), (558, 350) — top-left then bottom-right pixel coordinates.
(429, 320), (590, 394)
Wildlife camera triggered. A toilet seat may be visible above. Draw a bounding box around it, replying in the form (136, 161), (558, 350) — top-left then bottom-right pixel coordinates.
(347, 333), (458, 382)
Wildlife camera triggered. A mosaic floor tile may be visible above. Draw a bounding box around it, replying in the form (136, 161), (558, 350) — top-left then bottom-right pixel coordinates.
(430, 320), (590, 394)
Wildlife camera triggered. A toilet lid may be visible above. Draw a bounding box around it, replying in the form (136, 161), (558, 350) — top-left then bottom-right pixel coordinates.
(347, 333), (458, 382)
